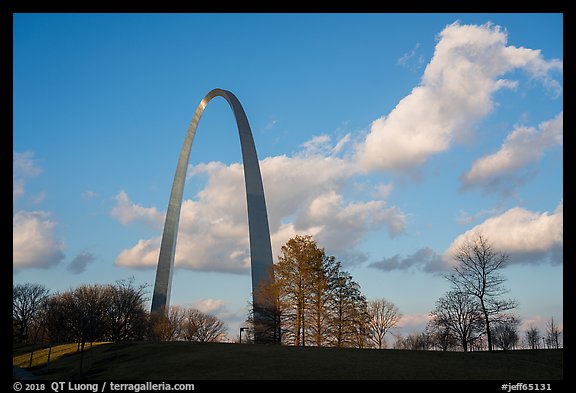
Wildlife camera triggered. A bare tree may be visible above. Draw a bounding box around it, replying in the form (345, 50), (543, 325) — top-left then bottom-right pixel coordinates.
(546, 317), (562, 349)
(13, 283), (50, 343)
(426, 320), (458, 351)
(367, 298), (402, 349)
(430, 290), (484, 352)
(393, 331), (431, 350)
(491, 316), (520, 350)
(107, 278), (149, 341)
(150, 305), (186, 341)
(524, 326), (541, 349)
(182, 308), (227, 342)
(447, 234), (518, 351)
(70, 284), (113, 347)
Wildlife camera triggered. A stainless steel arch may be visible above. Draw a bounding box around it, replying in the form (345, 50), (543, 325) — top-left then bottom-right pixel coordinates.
(150, 88), (278, 343)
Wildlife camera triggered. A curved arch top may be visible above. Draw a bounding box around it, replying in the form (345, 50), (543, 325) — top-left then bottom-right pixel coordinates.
(150, 89), (277, 342)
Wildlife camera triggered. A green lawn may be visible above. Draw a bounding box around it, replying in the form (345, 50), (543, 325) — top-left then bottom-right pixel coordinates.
(13, 342), (110, 369)
(17, 341), (563, 380)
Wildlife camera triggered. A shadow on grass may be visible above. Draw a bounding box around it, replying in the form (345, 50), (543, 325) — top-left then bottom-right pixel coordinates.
(24, 341), (563, 380)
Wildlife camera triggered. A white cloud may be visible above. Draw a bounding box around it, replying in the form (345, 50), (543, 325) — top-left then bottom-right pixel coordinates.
(191, 298), (227, 314)
(356, 22), (562, 172)
(398, 313), (430, 328)
(372, 200), (562, 273)
(331, 133), (351, 155)
(115, 136), (406, 272)
(395, 313), (431, 337)
(13, 211), (65, 269)
(445, 200), (563, 266)
(299, 134), (333, 157)
(461, 112), (563, 193)
(115, 237), (161, 269)
(111, 190), (164, 228)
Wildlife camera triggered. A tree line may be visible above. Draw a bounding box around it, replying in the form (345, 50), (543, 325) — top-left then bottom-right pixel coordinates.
(13, 278), (227, 347)
(246, 234), (561, 351)
(392, 315), (561, 351)
(248, 235), (401, 348)
(14, 234), (561, 351)
(427, 234), (562, 352)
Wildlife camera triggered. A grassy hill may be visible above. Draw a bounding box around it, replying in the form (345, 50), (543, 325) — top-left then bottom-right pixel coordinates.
(18, 341), (563, 380)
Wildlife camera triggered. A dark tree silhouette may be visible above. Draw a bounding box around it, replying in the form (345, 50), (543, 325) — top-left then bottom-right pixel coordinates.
(107, 278), (149, 341)
(13, 283), (50, 343)
(447, 234), (518, 351)
(40, 280), (149, 344)
(430, 290), (484, 352)
(524, 326), (541, 349)
(546, 317), (562, 349)
(491, 316), (520, 350)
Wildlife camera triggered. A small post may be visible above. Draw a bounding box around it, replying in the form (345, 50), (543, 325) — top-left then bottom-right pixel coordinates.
(47, 344), (53, 366)
(239, 327), (249, 344)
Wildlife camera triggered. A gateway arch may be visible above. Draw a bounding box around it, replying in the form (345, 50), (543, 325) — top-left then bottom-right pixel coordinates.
(151, 88), (279, 343)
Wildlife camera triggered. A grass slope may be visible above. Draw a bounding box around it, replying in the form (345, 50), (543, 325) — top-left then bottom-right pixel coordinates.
(25, 341), (562, 380)
(13, 343), (110, 369)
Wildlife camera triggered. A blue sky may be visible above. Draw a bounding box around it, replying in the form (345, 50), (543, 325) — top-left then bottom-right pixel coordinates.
(13, 13), (563, 343)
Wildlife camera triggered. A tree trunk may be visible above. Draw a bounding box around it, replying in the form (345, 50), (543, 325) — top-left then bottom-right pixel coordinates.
(480, 298), (493, 351)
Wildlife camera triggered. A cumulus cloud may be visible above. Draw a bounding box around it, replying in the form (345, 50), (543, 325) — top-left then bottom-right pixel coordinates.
(444, 200), (563, 267)
(372, 200), (562, 273)
(398, 313), (431, 329)
(13, 211), (65, 269)
(356, 22), (562, 172)
(67, 251), (96, 274)
(461, 112), (563, 194)
(111, 190), (164, 228)
(116, 237), (161, 269)
(191, 298), (227, 314)
(115, 136), (406, 272)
